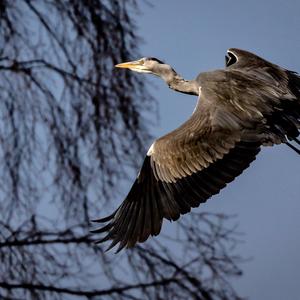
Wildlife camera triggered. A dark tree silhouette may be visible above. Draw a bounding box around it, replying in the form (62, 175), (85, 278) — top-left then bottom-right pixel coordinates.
(0, 1), (243, 299)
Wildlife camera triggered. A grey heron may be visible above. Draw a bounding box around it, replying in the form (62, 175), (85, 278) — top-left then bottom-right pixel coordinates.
(91, 48), (300, 252)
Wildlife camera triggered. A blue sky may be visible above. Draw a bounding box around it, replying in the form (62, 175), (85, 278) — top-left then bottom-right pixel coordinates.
(135, 1), (300, 299)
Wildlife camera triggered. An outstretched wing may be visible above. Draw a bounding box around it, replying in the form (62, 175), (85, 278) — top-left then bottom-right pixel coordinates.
(225, 48), (300, 144)
(91, 89), (261, 252)
(92, 48), (300, 252)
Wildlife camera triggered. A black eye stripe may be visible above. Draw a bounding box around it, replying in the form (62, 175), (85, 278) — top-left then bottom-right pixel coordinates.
(145, 57), (164, 64)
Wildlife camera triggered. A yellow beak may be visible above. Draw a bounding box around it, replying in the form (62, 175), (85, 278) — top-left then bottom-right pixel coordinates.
(115, 60), (141, 69)
(115, 59), (151, 73)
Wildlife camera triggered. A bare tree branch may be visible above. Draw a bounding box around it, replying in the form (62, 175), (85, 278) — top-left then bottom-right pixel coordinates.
(0, 1), (244, 300)
(0, 278), (178, 298)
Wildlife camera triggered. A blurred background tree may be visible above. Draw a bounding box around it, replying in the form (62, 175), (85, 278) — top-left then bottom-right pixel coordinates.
(0, 1), (243, 299)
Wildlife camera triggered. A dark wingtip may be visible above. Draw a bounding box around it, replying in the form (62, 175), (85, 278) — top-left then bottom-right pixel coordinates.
(94, 234), (112, 244)
(91, 211), (116, 223)
(115, 243), (126, 254)
(90, 213), (116, 247)
(90, 222), (113, 234)
(105, 238), (122, 252)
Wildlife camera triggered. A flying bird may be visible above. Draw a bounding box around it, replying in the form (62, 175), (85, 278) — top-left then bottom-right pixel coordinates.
(91, 48), (300, 252)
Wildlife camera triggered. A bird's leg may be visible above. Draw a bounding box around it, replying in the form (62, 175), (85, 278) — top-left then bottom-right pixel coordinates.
(285, 141), (300, 155)
(293, 137), (300, 146)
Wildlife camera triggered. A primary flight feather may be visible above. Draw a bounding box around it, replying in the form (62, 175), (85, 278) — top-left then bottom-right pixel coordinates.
(91, 48), (300, 252)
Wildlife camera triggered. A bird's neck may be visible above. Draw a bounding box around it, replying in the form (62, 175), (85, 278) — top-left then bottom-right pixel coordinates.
(162, 71), (199, 96)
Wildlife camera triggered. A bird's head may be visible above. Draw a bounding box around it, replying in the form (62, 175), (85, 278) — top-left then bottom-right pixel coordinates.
(115, 57), (169, 76)
(115, 57), (198, 95)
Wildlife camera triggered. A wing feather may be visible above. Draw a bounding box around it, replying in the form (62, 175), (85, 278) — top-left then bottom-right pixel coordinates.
(92, 48), (300, 251)
(93, 140), (260, 251)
